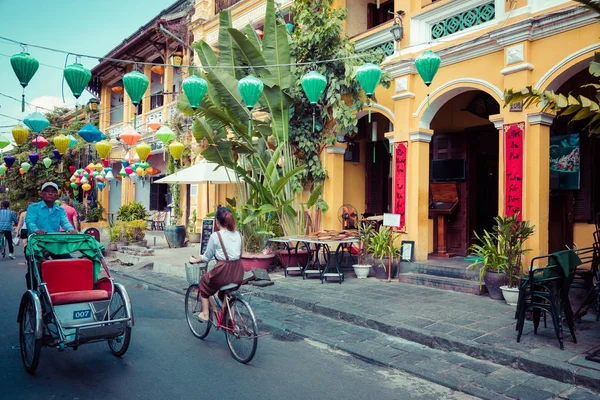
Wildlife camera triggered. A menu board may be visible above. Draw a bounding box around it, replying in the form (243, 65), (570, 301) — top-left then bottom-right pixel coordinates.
(504, 122), (524, 220)
(393, 142), (407, 229)
(200, 218), (215, 255)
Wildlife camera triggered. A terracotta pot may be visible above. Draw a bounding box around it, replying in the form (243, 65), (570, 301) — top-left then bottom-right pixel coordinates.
(483, 271), (506, 300)
(241, 253), (276, 272)
(373, 258), (398, 280)
(275, 249), (309, 268)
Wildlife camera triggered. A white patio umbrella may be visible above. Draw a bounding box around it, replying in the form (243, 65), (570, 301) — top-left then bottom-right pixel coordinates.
(154, 159), (239, 216)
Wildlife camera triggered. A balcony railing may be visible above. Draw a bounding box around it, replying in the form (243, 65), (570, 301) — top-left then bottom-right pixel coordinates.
(431, 1), (495, 39)
(215, 0), (242, 14)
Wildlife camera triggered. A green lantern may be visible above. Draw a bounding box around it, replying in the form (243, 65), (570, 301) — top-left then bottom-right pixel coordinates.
(24, 112), (50, 133)
(286, 23), (295, 34)
(182, 74), (208, 110)
(415, 50), (441, 87)
(43, 157), (52, 169)
(10, 52), (40, 112)
(123, 70), (149, 127)
(0, 165), (6, 176)
(238, 75), (264, 136)
(64, 62), (92, 122)
(301, 71), (327, 132)
(356, 63), (382, 122)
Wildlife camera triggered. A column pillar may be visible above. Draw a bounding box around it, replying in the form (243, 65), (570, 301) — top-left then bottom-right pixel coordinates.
(407, 129), (432, 261)
(323, 143), (347, 231)
(141, 65), (152, 116)
(524, 112), (554, 260)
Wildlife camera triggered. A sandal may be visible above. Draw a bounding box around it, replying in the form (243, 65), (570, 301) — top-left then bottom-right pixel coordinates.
(196, 313), (209, 322)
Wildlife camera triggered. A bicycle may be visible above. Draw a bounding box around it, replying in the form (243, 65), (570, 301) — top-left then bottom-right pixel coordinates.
(184, 266), (258, 364)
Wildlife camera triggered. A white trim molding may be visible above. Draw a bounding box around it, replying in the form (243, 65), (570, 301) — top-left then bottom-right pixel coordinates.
(392, 92), (416, 101)
(326, 144), (347, 154)
(501, 63), (534, 76)
(534, 42), (600, 91)
(357, 103), (395, 122)
(527, 112), (555, 126)
(409, 131), (433, 143)
(489, 115), (504, 130)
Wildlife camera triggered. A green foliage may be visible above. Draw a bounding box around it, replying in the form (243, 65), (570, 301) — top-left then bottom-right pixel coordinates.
(289, 0), (391, 187)
(112, 219), (147, 243)
(116, 202), (148, 222)
(108, 225), (121, 243)
(504, 53), (600, 134)
(188, 209), (197, 233)
(366, 227), (402, 271)
(468, 214), (535, 288)
(86, 202), (105, 222)
(356, 223), (373, 265)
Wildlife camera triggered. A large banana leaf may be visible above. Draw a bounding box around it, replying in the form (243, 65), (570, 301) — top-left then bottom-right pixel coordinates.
(218, 11), (241, 79)
(228, 29), (271, 81)
(262, 0), (292, 89)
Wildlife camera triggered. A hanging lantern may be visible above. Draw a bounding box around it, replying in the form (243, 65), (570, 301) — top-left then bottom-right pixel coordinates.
(21, 162), (31, 173)
(121, 160), (130, 168)
(10, 52), (39, 112)
(356, 63), (383, 122)
(120, 126), (142, 146)
(301, 71), (327, 132)
(0, 137), (10, 150)
(4, 156), (16, 169)
(88, 98), (100, 111)
(31, 135), (49, 150)
(95, 140), (112, 159)
(123, 70), (149, 128)
(19, 168), (25, 175)
(150, 65), (164, 75)
(24, 112), (49, 133)
(70, 182), (78, 189)
(124, 166), (134, 175)
(95, 163), (103, 172)
(105, 169), (115, 182)
(73, 189), (79, 196)
(169, 141), (185, 162)
(103, 158), (110, 167)
(145, 167), (161, 176)
(78, 124), (104, 143)
(255, 29), (264, 40)
(286, 23), (295, 34)
(111, 85), (124, 94)
(415, 50), (441, 87)
(135, 166), (146, 177)
(67, 134), (78, 148)
(0, 165), (6, 176)
(53, 149), (62, 161)
(53, 135), (71, 154)
(12, 125), (29, 146)
(155, 126), (175, 161)
(148, 122), (161, 132)
(119, 169), (127, 178)
(170, 53), (183, 67)
(128, 172), (138, 183)
(64, 62), (91, 100)
(182, 75), (208, 110)
(69, 165), (76, 175)
(140, 161), (150, 169)
(97, 181), (106, 192)
(28, 153), (39, 166)
(135, 142), (151, 162)
(43, 157), (52, 169)
(238, 75), (264, 135)
(82, 183), (91, 192)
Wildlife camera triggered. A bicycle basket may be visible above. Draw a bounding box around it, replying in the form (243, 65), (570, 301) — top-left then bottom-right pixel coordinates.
(185, 262), (201, 285)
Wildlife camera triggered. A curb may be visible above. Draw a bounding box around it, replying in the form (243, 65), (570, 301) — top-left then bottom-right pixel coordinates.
(252, 290), (600, 392)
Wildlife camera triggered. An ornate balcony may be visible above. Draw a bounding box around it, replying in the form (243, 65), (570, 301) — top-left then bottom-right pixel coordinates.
(215, 0), (242, 14)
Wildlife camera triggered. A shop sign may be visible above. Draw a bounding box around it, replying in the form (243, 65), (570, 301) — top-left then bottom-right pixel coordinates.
(504, 122), (524, 220)
(509, 101), (523, 112)
(393, 142), (407, 229)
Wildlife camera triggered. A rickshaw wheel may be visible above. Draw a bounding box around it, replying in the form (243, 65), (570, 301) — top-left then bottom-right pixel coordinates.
(19, 295), (42, 373)
(107, 287), (131, 357)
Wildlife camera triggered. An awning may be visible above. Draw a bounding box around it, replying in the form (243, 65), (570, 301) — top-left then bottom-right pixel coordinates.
(154, 159), (239, 184)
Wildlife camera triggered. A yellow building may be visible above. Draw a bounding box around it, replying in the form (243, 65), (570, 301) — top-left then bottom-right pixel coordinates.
(190, 0), (599, 263)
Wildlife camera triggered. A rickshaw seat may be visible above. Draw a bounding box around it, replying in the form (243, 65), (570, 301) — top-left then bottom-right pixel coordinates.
(42, 259), (110, 306)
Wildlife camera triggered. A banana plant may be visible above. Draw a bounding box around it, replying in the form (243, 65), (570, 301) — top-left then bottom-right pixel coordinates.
(178, 0), (307, 245)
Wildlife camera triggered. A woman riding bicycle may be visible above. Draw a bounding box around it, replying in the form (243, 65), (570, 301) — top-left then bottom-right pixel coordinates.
(189, 207), (243, 322)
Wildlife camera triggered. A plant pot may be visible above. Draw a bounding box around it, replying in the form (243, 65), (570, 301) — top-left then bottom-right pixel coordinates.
(500, 285), (520, 306)
(275, 249), (309, 268)
(353, 264), (371, 279)
(188, 232), (201, 243)
(373, 258), (398, 280)
(241, 253), (276, 272)
(108, 242), (118, 251)
(483, 271), (506, 300)
(164, 225), (186, 248)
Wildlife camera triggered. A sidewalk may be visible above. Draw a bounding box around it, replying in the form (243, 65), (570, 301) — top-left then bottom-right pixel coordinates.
(106, 247), (600, 395)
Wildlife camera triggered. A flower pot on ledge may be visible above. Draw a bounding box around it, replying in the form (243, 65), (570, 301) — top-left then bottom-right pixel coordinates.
(241, 253), (276, 272)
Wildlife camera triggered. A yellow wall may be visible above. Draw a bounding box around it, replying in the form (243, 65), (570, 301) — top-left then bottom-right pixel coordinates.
(343, 140), (367, 217)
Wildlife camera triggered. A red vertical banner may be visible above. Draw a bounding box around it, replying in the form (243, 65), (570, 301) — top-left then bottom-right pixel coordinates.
(504, 122), (525, 220)
(394, 142), (407, 229)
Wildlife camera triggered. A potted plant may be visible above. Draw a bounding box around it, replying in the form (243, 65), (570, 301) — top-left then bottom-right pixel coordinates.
(467, 229), (508, 301)
(187, 209), (201, 243)
(235, 203), (278, 271)
(107, 225), (120, 251)
(125, 219), (148, 247)
(352, 223), (373, 278)
(367, 227), (401, 280)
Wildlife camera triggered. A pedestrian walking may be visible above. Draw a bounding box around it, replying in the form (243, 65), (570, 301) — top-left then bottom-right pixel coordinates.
(60, 196), (80, 232)
(0, 200), (18, 259)
(15, 202), (32, 251)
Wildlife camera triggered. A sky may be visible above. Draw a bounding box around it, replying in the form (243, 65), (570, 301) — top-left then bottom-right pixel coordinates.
(0, 0), (182, 137)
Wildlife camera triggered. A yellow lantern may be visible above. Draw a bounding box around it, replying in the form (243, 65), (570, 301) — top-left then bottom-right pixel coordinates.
(135, 166), (146, 177)
(82, 183), (92, 191)
(95, 140), (112, 159)
(169, 141), (184, 161)
(86, 163), (96, 172)
(12, 125), (29, 146)
(53, 134), (71, 155)
(95, 163), (103, 171)
(135, 142), (152, 162)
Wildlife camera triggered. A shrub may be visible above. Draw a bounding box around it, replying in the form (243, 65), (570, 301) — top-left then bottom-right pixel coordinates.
(117, 202), (148, 222)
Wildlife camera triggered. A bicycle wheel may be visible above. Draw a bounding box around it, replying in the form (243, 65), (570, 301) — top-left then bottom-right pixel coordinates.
(224, 297), (258, 364)
(19, 294), (42, 373)
(185, 284), (210, 339)
(107, 286), (132, 357)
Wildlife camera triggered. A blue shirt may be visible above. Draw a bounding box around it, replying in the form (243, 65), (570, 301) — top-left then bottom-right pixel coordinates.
(0, 208), (17, 231)
(25, 201), (74, 233)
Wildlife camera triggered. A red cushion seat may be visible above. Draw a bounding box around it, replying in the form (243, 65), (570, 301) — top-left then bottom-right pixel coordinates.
(50, 290), (110, 306)
(41, 259), (109, 305)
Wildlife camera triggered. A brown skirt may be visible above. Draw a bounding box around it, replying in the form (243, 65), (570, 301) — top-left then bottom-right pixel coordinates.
(199, 259), (244, 299)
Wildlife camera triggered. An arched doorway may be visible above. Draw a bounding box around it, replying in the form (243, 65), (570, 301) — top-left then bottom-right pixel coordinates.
(428, 90), (500, 256)
(343, 112), (394, 219)
(548, 66), (599, 252)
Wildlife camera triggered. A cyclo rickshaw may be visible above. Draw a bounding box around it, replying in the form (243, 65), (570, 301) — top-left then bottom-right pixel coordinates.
(17, 233), (134, 373)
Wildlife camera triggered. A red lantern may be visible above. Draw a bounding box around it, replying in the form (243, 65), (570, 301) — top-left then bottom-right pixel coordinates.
(256, 29), (264, 39)
(31, 135), (49, 149)
(75, 178), (81, 185)
(103, 159), (110, 167)
(69, 165), (76, 174)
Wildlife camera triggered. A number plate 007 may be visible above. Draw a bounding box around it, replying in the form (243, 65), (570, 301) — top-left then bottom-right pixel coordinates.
(73, 310), (91, 320)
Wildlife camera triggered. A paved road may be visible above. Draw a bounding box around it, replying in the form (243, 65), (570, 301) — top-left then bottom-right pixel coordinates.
(0, 254), (474, 400)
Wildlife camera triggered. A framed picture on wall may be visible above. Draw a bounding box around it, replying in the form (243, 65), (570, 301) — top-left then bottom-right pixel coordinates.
(400, 240), (414, 262)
